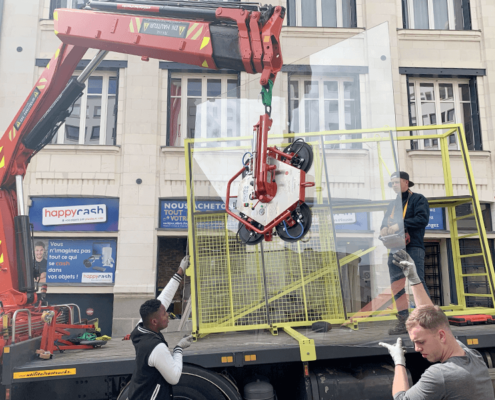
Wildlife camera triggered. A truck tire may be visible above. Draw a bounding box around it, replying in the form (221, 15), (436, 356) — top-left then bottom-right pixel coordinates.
(116, 364), (241, 400)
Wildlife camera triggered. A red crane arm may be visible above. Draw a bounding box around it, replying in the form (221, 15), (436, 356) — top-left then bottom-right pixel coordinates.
(0, 2), (285, 308)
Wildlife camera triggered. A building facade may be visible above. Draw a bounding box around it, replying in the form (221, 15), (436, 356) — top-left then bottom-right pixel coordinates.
(1, 0), (495, 336)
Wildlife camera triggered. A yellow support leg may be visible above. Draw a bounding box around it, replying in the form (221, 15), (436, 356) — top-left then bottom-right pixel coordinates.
(283, 326), (317, 362)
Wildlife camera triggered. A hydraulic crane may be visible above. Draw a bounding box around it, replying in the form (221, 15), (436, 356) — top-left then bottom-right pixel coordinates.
(0, 0), (313, 357)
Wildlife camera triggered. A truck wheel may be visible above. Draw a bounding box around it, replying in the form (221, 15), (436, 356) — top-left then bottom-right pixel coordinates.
(176, 364), (241, 400)
(115, 364), (241, 400)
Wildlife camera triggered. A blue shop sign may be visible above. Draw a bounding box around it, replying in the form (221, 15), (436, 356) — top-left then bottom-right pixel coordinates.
(36, 238), (117, 284)
(29, 197), (119, 232)
(160, 199), (226, 229)
(426, 208), (444, 230)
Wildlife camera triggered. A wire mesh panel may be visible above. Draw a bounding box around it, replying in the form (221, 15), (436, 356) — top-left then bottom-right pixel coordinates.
(192, 206), (345, 334)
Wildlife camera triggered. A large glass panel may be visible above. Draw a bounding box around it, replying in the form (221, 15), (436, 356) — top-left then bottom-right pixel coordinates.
(187, 25), (421, 344)
(342, 0), (353, 28)
(433, 0), (449, 29)
(321, 0), (337, 27)
(413, 0), (429, 29)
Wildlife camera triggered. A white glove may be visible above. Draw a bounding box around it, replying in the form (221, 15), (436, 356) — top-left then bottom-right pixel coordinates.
(179, 255), (190, 274)
(176, 335), (193, 349)
(379, 337), (406, 366)
(392, 249), (421, 285)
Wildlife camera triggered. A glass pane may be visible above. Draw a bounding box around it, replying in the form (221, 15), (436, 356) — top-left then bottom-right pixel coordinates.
(227, 79), (239, 98)
(169, 97), (181, 146)
(187, 79), (202, 97)
(290, 100), (299, 133)
(459, 84), (470, 102)
(421, 102), (437, 125)
(342, 0), (352, 28)
(343, 81), (354, 100)
(408, 82), (415, 102)
(324, 100), (339, 130)
(64, 125), (79, 143)
(63, 97), (81, 143)
(345, 101), (356, 130)
(106, 96), (116, 145)
(321, 0), (337, 28)
(440, 102), (454, 124)
(453, 0), (464, 30)
(304, 81), (319, 98)
(207, 79), (222, 97)
(439, 83), (453, 101)
(90, 126), (100, 141)
(226, 99), (239, 138)
(207, 100), (221, 138)
(288, 0), (296, 26)
(433, 0), (449, 29)
(187, 98), (201, 139)
(324, 81), (338, 99)
(108, 77), (117, 95)
(301, 0), (317, 27)
(414, 0), (429, 29)
(409, 102), (417, 125)
(304, 99), (319, 132)
(419, 83), (434, 101)
(88, 77), (103, 94)
(289, 81), (299, 99)
(170, 78), (182, 97)
(462, 102), (475, 150)
(85, 95), (102, 145)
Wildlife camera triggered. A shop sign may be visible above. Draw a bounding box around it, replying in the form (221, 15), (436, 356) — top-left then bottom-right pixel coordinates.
(42, 204), (106, 226)
(36, 238), (117, 284)
(426, 208), (444, 230)
(29, 197), (119, 232)
(160, 199), (226, 229)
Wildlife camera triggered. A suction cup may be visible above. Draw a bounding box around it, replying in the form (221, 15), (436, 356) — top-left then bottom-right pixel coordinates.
(283, 141), (313, 173)
(238, 221), (264, 245)
(276, 203), (312, 243)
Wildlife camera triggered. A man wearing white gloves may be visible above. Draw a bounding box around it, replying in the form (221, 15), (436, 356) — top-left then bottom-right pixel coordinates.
(379, 250), (494, 399)
(127, 256), (193, 400)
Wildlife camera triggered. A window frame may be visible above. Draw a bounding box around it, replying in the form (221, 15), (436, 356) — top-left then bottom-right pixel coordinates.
(406, 0), (469, 30)
(288, 0), (357, 28)
(407, 77), (474, 151)
(288, 74), (361, 149)
(167, 72), (240, 147)
(53, 71), (117, 146)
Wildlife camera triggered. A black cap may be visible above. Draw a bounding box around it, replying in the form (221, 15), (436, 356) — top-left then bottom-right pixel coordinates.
(388, 171), (414, 187)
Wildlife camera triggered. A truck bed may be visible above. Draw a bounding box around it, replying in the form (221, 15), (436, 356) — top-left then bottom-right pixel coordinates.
(5, 321), (495, 384)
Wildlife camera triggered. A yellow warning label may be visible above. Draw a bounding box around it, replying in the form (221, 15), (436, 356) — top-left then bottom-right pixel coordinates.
(144, 22), (149, 31)
(14, 368), (76, 380)
(179, 26), (185, 35)
(202, 60), (209, 68)
(200, 37), (210, 50)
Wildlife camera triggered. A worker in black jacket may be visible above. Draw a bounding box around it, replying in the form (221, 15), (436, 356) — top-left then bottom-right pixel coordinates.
(127, 256), (193, 400)
(381, 171), (430, 335)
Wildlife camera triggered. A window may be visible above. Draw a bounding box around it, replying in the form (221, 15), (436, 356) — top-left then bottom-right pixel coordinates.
(403, 0), (471, 30)
(455, 203), (492, 232)
(289, 76), (360, 149)
(49, 0), (85, 19)
(288, 0), (356, 28)
(168, 74), (239, 146)
(53, 73), (117, 145)
(407, 79), (478, 150)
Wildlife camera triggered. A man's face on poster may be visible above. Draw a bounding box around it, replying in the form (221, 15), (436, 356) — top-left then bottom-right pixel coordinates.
(35, 246), (45, 262)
